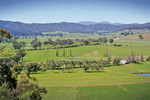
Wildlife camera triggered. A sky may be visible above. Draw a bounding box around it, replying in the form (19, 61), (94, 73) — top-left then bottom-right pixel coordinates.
(0, 0), (150, 24)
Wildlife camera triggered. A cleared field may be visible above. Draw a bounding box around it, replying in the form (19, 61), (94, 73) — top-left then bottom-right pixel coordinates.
(76, 83), (150, 100)
(34, 61), (150, 100)
(28, 62), (150, 86)
(23, 40), (150, 62)
(120, 33), (150, 40)
(42, 83), (150, 100)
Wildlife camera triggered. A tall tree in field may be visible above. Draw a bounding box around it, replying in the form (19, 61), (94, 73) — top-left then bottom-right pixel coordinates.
(140, 51), (144, 62)
(139, 35), (144, 40)
(109, 39), (114, 46)
(130, 50), (135, 63)
(56, 46), (58, 56)
(70, 48), (72, 56)
(63, 47), (65, 56)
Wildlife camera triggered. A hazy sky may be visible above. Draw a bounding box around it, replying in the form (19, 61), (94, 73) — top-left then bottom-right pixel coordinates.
(0, 0), (150, 24)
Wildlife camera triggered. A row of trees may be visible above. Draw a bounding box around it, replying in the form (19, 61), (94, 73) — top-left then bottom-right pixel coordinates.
(12, 38), (114, 50)
(56, 47), (72, 56)
(13, 59), (111, 74)
(126, 50), (144, 63)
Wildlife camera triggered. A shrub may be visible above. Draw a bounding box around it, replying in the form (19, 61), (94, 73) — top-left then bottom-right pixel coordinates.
(146, 56), (150, 61)
(113, 58), (120, 65)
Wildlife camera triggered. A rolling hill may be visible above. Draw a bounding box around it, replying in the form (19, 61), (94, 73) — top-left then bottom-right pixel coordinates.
(0, 20), (150, 36)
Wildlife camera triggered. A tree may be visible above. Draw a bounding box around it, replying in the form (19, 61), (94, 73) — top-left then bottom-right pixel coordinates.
(63, 47), (65, 56)
(0, 28), (11, 51)
(140, 51), (144, 62)
(109, 39), (114, 46)
(139, 35), (144, 40)
(0, 29), (47, 99)
(13, 41), (23, 49)
(113, 58), (120, 65)
(56, 46), (58, 56)
(0, 64), (17, 90)
(0, 68), (47, 100)
(130, 50), (135, 63)
(81, 63), (89, 72)
(70, 48), (72, 56)
(31, 39), (42, 49)
(48, 38), (54, 45)
(25, 62), (40, 73)
(16, 49), (27, 61)
(12, 64), (22, 74)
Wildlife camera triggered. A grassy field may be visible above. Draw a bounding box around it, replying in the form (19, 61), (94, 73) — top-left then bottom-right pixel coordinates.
(42, 83), (150, 100)
(76, 83), (150, 100)
(29, 62), (150, 86)
(1, 34), (150, 100)
(23, 40), (150, 62)
(120, 33), (150, 40)
(31, 61), (150, 100)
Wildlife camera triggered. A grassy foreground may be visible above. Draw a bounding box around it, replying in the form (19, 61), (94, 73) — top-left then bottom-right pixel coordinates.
(28, 61), (150, 100)
(42, 83), (150, 100)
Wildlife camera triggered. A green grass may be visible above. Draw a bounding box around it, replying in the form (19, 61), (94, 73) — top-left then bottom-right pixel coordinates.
(42, 87), (76, 100)
(37, 62), (150, 100)
(26, 61), (150, 100)
(41, 83), (150, 100)
(76, 83), (150, 100)
(28, 62), (150, 86)
(2, 35), (150, 100)
(23, 40), (150, 62)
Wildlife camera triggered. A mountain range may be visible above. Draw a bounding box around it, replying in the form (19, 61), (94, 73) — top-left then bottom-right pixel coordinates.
(78, 21), (124, 25)
(0, 20), (150, 36)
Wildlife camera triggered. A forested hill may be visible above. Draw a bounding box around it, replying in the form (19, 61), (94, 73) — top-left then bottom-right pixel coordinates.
(0, 20), (150, 36)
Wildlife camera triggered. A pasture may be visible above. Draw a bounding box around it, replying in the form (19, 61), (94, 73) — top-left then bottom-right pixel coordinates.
(32, 61), (150, 100)
(23, 40), (150, 62)
(1, 34), (150, 100)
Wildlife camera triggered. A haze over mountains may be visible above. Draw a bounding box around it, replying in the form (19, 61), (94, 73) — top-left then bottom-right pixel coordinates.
(0, 20), (150, 36)
(78, 21), (124, 25)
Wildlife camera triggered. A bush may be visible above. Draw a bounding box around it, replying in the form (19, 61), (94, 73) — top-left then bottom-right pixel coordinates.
(113, 58), (120, 65)
(146, 56), (150, 61)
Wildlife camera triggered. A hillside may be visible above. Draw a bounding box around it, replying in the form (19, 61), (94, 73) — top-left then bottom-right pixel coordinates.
(0, 20), (150, 36)
(120, 33), (150, 40)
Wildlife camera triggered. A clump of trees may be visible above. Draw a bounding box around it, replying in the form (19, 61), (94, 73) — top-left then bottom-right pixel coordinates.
(31, 38), (42, 49)
(126, 50), (144, 63)
(0, 28), (47, 100)
(0, 64), (47, 100)
(139, 35), (144, 40)
(13, 41), (26, 49)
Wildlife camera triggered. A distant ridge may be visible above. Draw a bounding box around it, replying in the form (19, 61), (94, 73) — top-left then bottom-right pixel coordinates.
(78, 21), (123, 25)
(0, 20), (150, 36)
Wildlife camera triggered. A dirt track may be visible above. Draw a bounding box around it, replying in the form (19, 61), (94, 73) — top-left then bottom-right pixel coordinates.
(40, 81), (150, 87)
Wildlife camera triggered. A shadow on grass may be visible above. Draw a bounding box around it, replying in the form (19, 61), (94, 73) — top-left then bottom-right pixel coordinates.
(85, 70), (105, 73)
